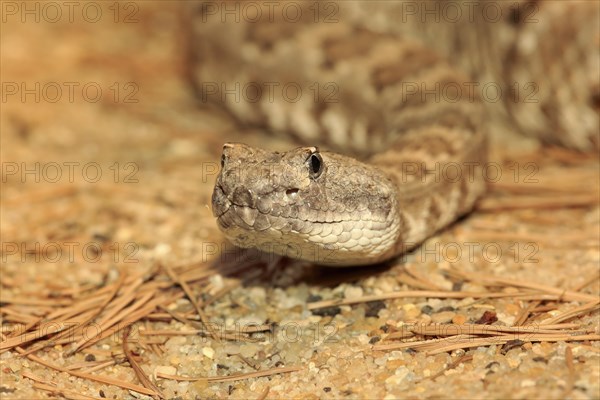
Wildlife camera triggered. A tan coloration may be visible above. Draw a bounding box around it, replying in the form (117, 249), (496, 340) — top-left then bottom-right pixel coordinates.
(196, 1), (596, 265)
(212, 127), (486, 265)
(331, 0), (600, 150)
(192, 1), (598, 150)
(213, 144), (402, 266)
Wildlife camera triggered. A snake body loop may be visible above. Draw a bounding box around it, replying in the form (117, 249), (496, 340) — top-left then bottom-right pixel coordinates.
(199, 1), (597, 265)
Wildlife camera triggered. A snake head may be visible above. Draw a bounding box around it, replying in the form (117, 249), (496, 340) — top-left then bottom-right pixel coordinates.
(213, 142), (322, 221)
(212, 142), (399, 266)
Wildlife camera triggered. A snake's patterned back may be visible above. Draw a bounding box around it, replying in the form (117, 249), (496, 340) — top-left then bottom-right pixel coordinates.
(191, 0), (599, 151)
(199, 0), (598, 265)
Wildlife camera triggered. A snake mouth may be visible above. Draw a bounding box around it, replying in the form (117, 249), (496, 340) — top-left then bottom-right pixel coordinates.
(215, 204), (274, 233)
(214, 197), (326, 238)
(213, 184), (364, 234)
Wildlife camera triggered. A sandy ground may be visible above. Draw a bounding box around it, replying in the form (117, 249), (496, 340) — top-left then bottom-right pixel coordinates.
(1, 3), (599, 399)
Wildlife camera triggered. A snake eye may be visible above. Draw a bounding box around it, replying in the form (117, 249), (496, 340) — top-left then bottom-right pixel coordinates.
(308, 152), (323, 179)
(221, 154), (226, 168)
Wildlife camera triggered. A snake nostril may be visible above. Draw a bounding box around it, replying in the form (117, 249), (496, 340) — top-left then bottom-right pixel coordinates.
(286, 188), (299, 199)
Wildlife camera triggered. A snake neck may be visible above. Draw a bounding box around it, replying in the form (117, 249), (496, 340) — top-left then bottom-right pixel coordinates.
(372, 124), (488, 258)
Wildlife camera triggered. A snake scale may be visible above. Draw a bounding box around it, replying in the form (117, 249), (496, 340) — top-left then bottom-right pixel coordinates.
(190, 1), (599, 266)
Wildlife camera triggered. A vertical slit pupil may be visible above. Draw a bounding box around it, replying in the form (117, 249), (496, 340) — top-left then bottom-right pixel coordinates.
(311, 154), (321, 174)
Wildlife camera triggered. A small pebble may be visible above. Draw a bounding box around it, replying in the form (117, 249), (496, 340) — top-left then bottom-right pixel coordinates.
(501, 340), (525, 355)
(129, 390), (154, 400)
(385, 366), (410, 386)
(505, 351), (523, 368)
(209, 274), (224, 291)
(365, 301), (386, 318)
(311, 306), (341, 317)
(344, 286), (364, 299)
(306, 294), (322, 302)
(223, 343), (241, 355)
(431, 311), (456, 323)
(505, 303), (520, 316)
(496, 312), (515, 326)
(421, 305), (434, 315)
(357, 334), (370, 345)
(521, 379), (536, 387)
(402, 303), (421, 319)
(7, 362), (20, 373)
(154, 365), (176, 380)
(240, 343), (259, 358)
(248, 287), (266, 301)
(202, 347), (214, 359)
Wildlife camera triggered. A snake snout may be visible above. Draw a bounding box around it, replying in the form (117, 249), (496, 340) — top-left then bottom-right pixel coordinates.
(211, 183), (230, 217)
(231, 186), (256, 208)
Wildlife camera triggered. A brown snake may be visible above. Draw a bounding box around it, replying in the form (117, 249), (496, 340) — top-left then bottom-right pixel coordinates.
(192, 1), (599, 266)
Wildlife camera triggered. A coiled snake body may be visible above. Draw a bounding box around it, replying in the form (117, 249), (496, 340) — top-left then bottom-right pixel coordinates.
(194, 1), (599, 266)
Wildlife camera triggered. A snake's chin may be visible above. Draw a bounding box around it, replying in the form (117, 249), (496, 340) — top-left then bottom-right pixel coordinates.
(212, 193), (400, 267)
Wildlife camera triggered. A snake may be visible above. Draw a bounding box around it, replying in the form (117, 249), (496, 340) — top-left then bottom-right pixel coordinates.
(194, 1), (599, 266)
